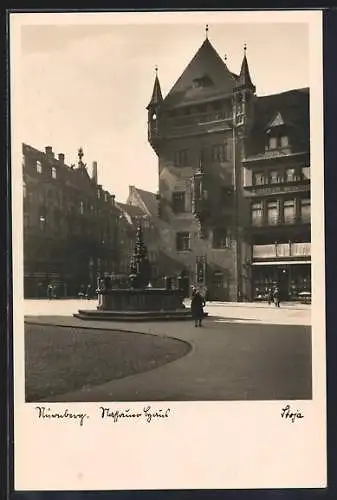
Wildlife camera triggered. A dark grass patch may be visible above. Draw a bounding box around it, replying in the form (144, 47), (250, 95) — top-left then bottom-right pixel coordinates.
(25, 324), (191, 401)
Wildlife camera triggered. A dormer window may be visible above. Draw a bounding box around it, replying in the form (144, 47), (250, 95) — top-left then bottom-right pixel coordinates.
(51, 166), (57, 179)
(265, 110), (292, 152)
(280, 136), (289, 148)
(268, 137), (278, 150)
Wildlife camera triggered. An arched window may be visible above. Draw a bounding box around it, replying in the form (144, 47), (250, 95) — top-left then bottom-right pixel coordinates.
(52, 166), (57, 179)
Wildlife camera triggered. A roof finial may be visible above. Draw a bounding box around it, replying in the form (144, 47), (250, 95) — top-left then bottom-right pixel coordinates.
(244, 43), (247, 54)
(77, 147), (85, 168)
(155, 65), (158, 75)
(205, 24), (209, 39)
(224, 54), (227, 62)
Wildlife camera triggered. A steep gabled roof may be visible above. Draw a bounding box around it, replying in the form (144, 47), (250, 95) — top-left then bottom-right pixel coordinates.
(162, 38), (236, 109)
(129, 187), (158, 217)
(116, 202), (146, 218)
(245, 88), (309, 157)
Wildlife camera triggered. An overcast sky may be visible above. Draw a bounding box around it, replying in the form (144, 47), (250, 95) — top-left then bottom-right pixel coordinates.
(20, 18), (309, 202)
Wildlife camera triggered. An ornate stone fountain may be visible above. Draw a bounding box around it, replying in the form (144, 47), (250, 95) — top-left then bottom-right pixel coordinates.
(74, 223), (192, 321)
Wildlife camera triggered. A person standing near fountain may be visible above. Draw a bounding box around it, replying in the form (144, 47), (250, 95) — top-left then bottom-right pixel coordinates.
(191, 289), (206, 327)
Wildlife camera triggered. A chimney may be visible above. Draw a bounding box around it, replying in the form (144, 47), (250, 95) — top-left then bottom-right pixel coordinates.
(58, 153), (65, 163)
(92, 161), (98, 184)
(45, 146), (54, 159)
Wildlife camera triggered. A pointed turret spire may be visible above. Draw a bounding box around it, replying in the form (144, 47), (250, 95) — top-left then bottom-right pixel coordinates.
(235, 43), (256, 92)
(146, 66), (163, 110)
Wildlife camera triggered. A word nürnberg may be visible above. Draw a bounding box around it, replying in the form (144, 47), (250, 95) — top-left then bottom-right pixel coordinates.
(281, 404), (304, 423)
(100, 406), (171, 423)
(35, 406), (89, 426)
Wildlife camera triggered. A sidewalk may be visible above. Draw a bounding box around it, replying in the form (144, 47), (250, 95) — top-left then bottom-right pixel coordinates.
(187, 300), (310, 310)
(24, 298), (311, 325)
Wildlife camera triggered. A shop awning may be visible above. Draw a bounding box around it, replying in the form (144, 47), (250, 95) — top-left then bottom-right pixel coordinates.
(252, 260), (311, 266)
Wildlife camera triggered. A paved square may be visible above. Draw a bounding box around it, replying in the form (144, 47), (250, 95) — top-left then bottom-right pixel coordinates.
(24, 299), (312, 402)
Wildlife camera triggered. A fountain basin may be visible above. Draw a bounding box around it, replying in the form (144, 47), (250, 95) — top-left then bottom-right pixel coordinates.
(74, 288), (193, 322)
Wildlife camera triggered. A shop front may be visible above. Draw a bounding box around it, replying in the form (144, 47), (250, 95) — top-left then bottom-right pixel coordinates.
(252, 261), (311, 301)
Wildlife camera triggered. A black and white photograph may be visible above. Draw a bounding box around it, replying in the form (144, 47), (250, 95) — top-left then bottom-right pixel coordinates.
(11, 10), (326, 491)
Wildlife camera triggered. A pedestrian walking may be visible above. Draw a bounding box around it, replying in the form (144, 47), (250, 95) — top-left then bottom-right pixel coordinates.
(47, 283), (53, 300)
(191, 289), (206, 327)
(273, 286), (280, 307)
(78, 284), (85, 298)
(267, 287), (273, 305)
(86, 284), (92, 299)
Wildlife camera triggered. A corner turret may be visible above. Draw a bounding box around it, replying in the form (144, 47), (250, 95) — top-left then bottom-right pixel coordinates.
(146, 67), (163, 151)
(233, 44), (256, 128)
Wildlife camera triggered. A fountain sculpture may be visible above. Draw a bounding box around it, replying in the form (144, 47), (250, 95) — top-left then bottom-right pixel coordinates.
(74, 223), (192, 321)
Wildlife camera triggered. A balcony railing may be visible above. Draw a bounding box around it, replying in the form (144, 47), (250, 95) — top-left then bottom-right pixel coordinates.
(162, 110), (232, 129)
(252, 242), (311, 259)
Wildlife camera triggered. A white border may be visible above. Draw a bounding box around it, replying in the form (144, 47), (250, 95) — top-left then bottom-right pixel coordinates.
(11, 10), (326, 490)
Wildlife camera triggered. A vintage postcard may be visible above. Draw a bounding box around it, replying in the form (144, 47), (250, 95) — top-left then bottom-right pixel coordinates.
(10, 10), (326, 491)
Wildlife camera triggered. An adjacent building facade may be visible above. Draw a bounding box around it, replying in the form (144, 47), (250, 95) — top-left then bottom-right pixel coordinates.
(146, 34), (310, 301)
(23, 144), (121, 297)
(242, 90), (310, 301)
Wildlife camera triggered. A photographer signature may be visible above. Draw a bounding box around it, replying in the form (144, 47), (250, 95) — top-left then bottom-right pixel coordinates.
(281, 404), (304, 423)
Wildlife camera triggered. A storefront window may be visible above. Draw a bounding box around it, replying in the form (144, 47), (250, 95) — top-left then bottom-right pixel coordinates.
(283, 199), (296, 224)
(267, 200), (279, 225)
(251, 201), (263, 226)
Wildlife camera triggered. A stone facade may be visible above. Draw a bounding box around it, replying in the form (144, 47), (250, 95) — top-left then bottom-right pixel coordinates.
(23, 144), (121, 297)
(146, 36), (310, 301)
